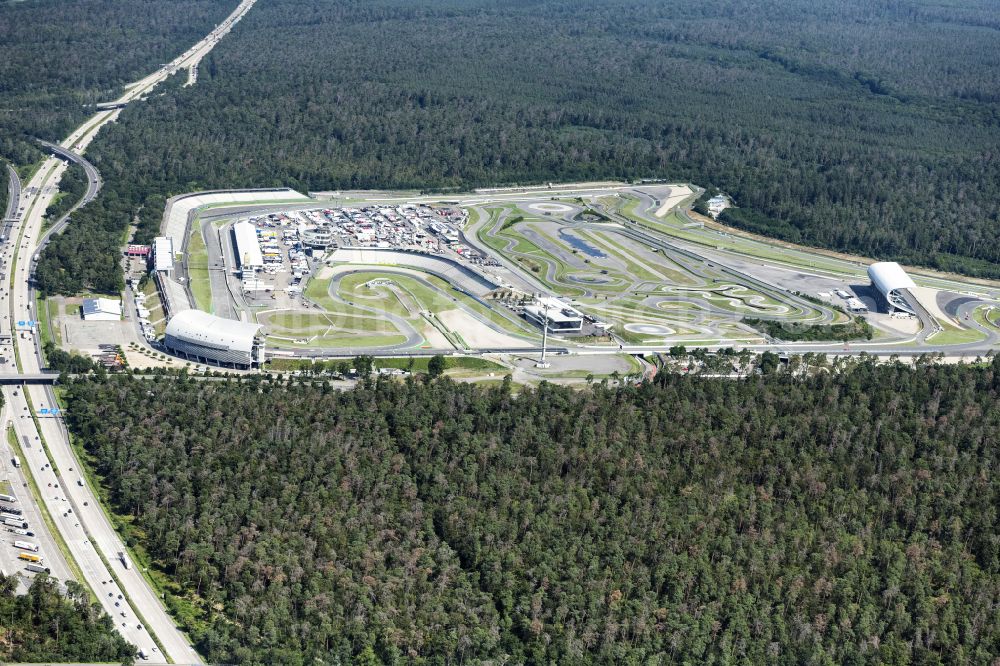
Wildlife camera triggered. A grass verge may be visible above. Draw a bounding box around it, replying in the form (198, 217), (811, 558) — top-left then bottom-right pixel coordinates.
(186, 225), (212, 313)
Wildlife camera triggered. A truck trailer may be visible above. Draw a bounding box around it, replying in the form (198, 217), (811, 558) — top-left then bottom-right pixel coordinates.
(14, 540), (38, 552)
(2, 517), (27, 529)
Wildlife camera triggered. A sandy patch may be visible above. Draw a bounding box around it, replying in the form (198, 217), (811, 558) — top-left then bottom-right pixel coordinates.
(420, 322), (454, 349)
(436, 309), (533, 349)
(910, 286), (958, 327)
(123, 348), (180, 370)
(655, 185), (694, 217)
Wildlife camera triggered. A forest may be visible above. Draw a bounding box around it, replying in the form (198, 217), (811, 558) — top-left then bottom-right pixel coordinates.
(0, 574), (135, 663)
(28, 0), (1000, 294)
(0, 0), (234, 166)
(62, 359), (1000, 664)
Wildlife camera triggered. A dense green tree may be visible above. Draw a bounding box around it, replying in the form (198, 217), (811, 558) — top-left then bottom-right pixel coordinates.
(43, 341), (98, 373)
(426, 354), (446, 378)
(0, 574), (135, 663)
(61, 357), (1000, 664)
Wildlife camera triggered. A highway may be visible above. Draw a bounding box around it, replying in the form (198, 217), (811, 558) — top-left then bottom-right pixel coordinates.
(34, 140), (102, 248)
(0, 0), (260, 660)
(3, 163), (20, 242)
(0, 403), (75, 588)
(1, 144), (177, 661)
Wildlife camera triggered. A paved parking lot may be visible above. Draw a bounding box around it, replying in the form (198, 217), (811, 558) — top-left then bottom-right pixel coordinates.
(61, 319), (134, 353)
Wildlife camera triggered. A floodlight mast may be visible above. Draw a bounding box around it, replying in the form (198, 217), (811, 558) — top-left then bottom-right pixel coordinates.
(540, 304), (549, 364)
(536, 301), (551, 369)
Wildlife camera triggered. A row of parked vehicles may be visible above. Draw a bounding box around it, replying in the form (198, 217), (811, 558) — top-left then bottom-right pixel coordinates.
(2, 494), (48, 573)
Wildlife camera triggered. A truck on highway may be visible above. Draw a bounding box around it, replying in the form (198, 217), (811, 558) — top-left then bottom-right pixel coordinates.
(0, 493), (15, 503)
(14, 540), (38, 552)
(118, 551), (131, 569)
(10, 457), (19, 468)
(2, 517), (27, 529)
(17, 552), (41, 563)
(24, 562), (49, 574)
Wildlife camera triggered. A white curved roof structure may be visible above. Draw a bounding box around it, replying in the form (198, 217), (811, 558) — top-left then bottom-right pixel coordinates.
(868, 262), (916, 313)
(164, 310), (264, 366)
(232, 220), (263, 269)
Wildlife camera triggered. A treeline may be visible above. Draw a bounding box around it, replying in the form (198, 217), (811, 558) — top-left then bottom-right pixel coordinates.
(0, 574), (135, 663)
(43, 340), (99, 374)
(62, 359), (1000, 663)
(30, 0), (1000, 295)
(745, 315), (874, 342)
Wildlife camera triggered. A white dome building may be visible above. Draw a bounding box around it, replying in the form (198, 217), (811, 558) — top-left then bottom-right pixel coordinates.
(164, 309), (265, 368)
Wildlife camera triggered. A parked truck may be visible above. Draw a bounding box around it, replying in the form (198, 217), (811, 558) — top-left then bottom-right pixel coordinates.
(0, 493), (16, 503)
(0, 504), (22, 515)
(14, 540), (38, 552)
(2, 517), (27, 529)
(17, 552), (42, 563)
(7, 527), (34, 537)
(24, 562), (50, 574)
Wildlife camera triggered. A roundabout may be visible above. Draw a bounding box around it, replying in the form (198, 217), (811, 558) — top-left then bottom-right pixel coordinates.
(527, 202), (575, 214)
(624, 323), (674, 336)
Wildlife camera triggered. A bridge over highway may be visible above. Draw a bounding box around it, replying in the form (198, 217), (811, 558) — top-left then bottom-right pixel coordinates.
(0, 373), (59, 385)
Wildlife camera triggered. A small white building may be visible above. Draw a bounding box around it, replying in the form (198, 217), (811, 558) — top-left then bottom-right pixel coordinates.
(82, 298), (122, 321)
(153, 237), (174, 273)
(241, 278), (273, 293)
(707, 194), (730, 219)
(845, 297), (869, 313)
(524, 297), (584, 332)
